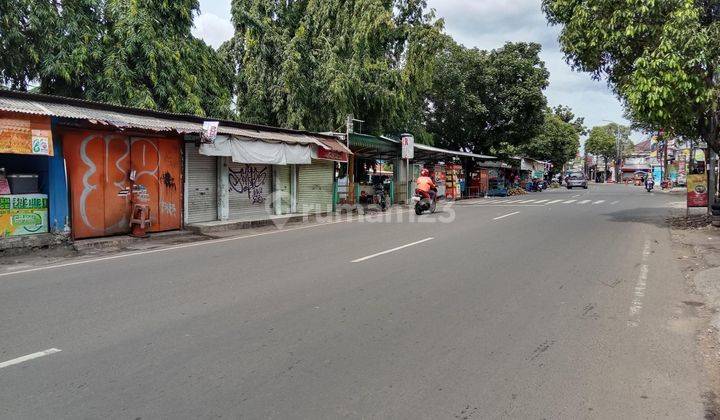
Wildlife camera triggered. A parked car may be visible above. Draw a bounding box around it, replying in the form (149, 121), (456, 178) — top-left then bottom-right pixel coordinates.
(566, 172), (588, 189)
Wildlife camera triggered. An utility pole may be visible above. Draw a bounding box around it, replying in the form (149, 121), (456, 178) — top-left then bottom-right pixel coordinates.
(710, 149), (718, 208)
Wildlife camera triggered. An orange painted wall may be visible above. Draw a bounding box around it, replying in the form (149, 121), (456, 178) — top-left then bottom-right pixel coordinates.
(63, 130), (182, 239)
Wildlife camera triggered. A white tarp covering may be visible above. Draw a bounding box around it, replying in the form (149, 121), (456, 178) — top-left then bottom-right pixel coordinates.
(200, 135), (312, 165)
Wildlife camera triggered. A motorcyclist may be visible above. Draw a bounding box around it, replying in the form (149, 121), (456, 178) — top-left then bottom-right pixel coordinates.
(645, 175), (655, 190)
(416, 169), (437, 202)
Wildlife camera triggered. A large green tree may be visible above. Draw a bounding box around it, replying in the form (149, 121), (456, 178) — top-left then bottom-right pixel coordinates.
(520, 108), (581, 175)
(543, 1), (720, 156)
(0, 0), (232, 117)
(425, 40), (550, 154)
(585, 125), (619, 180)
(93, 0), (233, 117)
(226, 0), (445, 133)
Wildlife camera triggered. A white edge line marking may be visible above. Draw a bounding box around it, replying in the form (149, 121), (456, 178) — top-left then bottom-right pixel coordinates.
(0, 348), (61, 369)
(493, 211), (520, 220)
(352, 237), (434, 263)
(0, 210), (411, 278)
(628, 239), (652, 326)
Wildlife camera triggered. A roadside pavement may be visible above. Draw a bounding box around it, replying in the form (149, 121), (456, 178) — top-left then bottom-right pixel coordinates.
(669, 208), (720, 417)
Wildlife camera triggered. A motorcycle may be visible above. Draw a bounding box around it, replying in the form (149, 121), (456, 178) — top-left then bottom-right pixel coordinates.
(373, 183), (388, 212)
(645, 179), (655, 192)
(412, 188), (438, 215)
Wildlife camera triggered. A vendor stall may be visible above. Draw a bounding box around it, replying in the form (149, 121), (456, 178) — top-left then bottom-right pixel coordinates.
(0, 112), (57, 237)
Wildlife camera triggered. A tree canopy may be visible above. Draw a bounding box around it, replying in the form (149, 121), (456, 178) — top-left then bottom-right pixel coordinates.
(543, 0), (720, 155)
(425, 40), (550, 154)
(225, 0), (445, 133)
(518, 107), (581, 174)
(0, 0), (232, 117)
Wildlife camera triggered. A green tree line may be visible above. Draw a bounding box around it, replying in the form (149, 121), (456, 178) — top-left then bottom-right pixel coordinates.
(1, 0), (582, 169)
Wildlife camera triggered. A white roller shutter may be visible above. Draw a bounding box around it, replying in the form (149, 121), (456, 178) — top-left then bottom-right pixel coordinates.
(228, 162), (273, 219)
(185, 143), (218, 223)
(297, 161), (334, 214)
(275, 165), (292, 214)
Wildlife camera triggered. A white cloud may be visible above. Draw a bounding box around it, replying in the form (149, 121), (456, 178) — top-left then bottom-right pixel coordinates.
(427, 0), (642, 140)
(193, 0), (643, 140)
(192, 12), (234, 49)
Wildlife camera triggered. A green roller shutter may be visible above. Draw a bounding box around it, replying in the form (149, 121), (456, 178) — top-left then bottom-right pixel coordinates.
(297, 160), (334, 214)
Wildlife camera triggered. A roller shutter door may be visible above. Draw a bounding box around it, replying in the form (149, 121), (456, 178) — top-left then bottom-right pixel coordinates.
(228, 162), (272, 219)
(185, 143), (218, 223)
(275, 165), (292, 214)
(297, 161), (334, 214)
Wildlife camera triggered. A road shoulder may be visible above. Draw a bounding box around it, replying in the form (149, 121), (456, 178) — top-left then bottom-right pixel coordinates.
(669, 213), (720, 417)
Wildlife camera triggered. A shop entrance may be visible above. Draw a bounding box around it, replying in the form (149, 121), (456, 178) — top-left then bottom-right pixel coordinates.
(64, 131), (182, 239)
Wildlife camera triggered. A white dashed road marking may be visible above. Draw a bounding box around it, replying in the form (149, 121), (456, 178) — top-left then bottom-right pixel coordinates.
(0, 349), (62, 369)
(547, 199), (563, 204)
(578, 200), (591, 204)
(352, 237), (434, 263)
(563, 200), (577, 204)
(493, 211), (520, 220)
(593, 200), (606, 205)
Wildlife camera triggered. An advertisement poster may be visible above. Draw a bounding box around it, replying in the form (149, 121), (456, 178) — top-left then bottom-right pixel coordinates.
(0, 194), (49, 236)
(687, 174), (709, 208)
(0, 118), (54, 156)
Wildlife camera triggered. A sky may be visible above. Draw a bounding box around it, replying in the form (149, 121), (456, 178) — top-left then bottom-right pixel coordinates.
(192, 0), (642, 142)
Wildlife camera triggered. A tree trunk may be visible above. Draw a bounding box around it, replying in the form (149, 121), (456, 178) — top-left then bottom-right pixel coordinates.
(664, 139), (669, 185)
(604, 157), (609, 183)
(701, 112), (719, 208)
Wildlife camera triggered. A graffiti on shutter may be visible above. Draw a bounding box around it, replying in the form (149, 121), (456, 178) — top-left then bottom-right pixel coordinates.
(229, 164), (268, 204)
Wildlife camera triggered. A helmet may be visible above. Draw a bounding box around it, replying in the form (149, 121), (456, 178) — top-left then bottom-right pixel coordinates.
(421, 169), (430, 177)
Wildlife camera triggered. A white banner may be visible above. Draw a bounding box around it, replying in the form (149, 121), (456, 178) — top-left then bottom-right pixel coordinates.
(200, 135), (312, 165)
(401, 134), (414, 160)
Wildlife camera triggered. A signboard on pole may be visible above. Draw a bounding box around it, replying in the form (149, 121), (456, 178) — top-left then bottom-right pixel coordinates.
(687, 174), (709, 207)
(400, 134), (415, 159)
(401, 134), (414, 160)
(201, 121), (219, 144)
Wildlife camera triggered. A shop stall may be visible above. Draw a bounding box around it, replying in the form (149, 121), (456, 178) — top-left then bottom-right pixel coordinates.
(0, 112), (61, 238)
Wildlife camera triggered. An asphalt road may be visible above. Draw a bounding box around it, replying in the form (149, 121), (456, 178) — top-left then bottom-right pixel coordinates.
(0, 184), (710, 419)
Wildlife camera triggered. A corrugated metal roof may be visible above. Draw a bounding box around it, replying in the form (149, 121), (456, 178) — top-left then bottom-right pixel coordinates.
(0, 90), (348, 150)
(414, 143), (496, 160)
(0, 95), (204, 133)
